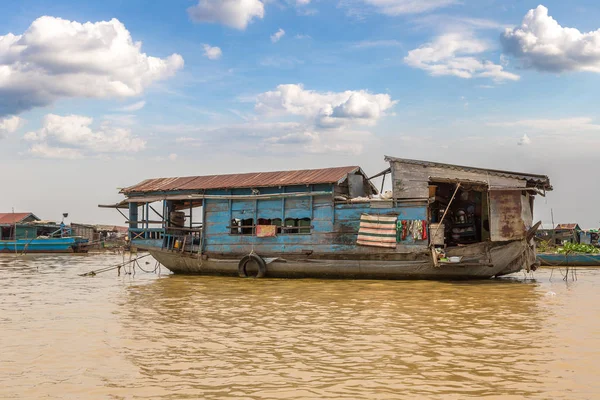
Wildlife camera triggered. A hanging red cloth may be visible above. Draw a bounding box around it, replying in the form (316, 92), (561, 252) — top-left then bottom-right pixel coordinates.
(422, 220), (428, 240)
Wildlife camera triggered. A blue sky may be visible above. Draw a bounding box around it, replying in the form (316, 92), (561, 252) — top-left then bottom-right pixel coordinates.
(1, 0), (599, 227)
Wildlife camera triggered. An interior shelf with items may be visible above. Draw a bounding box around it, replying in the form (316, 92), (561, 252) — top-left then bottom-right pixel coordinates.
(428, 181), (490, 248)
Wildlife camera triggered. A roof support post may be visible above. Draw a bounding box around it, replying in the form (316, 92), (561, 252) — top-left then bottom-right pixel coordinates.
(129, 202), (138, 232)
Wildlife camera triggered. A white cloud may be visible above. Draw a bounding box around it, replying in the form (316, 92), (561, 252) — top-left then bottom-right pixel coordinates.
(0, 116), (24, 138)
(270, 28), (286, 43)
(518, 134), (531, 146)
(404, 33), (520, 82)
(203, 44), (223, 60)
(296, 0), (311, 5)
(24, 114), (146, 159)
(502, 5), (600, 73)
(28, 143), (83, 160)
(160, 85), (395, 156)
(250, 84), (395, 154)
(294, 34), (312, 39)
(187, 0), (265, 30)
(118, 101), (146, 112)
(0, 16), (184, 118)
(356, 0), (458, 15)
(255, 84), (396, 128)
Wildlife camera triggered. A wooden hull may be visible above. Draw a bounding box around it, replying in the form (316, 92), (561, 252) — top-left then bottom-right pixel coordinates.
(537, 253), (600, 267)
(0, 237), (87, 254)
(147, 239), (534, 280)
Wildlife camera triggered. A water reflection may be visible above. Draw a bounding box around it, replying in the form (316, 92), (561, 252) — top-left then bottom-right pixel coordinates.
(1, 254), (599, 399)
(118, 276), (549, 399)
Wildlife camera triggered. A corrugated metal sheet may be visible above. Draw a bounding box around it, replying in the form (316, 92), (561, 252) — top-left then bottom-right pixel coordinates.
(121, 166), (363, 194)
(0, 213), (37, 225)
(489, 190), (526, 241)
(556, 223), (580, 230)
(384, 156), (552, 189)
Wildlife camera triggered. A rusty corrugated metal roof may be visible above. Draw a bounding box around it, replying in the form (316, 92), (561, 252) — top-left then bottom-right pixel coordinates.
(121, 166), (363, 194)
(0, 212), (38, 224)
(384, 156), (552, 189)
(555, 223), (580, 230)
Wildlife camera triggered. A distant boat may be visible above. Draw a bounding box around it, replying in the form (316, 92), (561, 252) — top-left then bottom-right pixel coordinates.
(537, 253), (600, 267)
(0, 236), (87, 254)
(0, 212), (88, 254)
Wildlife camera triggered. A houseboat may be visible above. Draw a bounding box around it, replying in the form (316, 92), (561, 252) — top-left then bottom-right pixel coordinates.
(0, 212), (89, 254)
(101, 156), (552, 279)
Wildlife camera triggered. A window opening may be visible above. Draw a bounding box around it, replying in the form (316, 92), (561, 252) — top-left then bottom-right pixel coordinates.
(250, 217), (311, 235)
(429, 182), (486, 247)
(230, 218), (254, 235)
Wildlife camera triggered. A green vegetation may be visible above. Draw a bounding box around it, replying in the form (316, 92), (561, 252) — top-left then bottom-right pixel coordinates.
(557, 242), (600, 254)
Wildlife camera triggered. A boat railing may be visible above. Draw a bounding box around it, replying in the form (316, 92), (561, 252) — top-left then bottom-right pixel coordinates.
(128, 227), (203, 254)
(163, 228), (202, 254)
(129, 228), (166, 241)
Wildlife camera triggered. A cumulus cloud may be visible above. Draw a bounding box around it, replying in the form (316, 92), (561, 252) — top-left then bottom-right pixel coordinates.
(0, 16), (183, 118)
(159, 85), (395, 156)
(271, 28), (286, 43)
(248, 84), (395, 154)
(24, 114), (146, 159)
(187, 0), (265, 30)
(518, 134), (531, 146)
(0, 116), (24, 138)
(502, 5), (600, 73)
(203, 44), (223, 60)
(118, 101), (146, 112)
(354, 0), (458, 15)
(255, 84), (396, 127)
(404, 33), (520, 82)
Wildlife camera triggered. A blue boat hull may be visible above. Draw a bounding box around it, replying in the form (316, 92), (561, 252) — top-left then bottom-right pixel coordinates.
(537, 253), (600, 266)
(0, 237), (84, 253)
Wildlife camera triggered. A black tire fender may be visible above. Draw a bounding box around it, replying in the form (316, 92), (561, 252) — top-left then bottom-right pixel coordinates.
(238, 254), (267, 278)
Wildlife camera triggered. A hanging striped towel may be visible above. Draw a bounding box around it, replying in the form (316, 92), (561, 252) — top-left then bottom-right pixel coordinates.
(357, 214), (398, 248)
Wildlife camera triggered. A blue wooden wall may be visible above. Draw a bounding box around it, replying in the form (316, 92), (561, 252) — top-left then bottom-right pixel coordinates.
(202, 185), (428, 255)
(128, 184), (429, 255)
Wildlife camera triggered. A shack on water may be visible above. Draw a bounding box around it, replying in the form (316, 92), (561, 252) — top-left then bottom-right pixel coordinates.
(100, 156), (552, 279)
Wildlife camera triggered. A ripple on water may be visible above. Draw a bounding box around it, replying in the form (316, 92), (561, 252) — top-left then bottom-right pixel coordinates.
(0, 254), (599, 399)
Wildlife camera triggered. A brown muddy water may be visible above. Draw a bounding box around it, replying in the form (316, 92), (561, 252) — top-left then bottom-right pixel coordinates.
(1, 254), (599, 399)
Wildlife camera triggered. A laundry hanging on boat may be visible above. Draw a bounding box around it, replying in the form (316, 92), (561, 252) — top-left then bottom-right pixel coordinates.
(256, 225), (277, 238)
(357, 214), (398, 248)
(397, 220), (427, 242)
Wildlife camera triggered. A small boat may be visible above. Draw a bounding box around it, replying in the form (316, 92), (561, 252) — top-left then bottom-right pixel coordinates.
(537, 253), (600, 267)
(0, 236), (88, 254)
(0, 212), (88, 254)
(101, 156), (552, 279)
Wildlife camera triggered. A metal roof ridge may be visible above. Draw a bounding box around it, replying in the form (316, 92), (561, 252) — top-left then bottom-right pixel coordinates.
(384, 155), (550, 179)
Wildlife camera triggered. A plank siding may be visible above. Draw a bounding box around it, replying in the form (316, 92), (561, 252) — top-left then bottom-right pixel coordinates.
(390, 161), (527, 200)
(202, 192), (428, 255)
